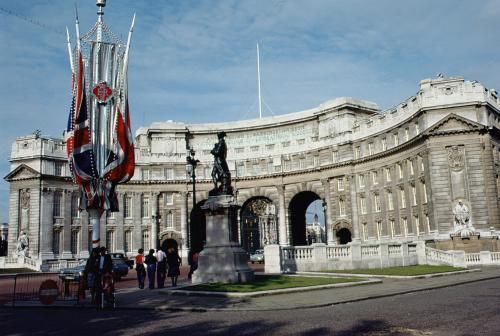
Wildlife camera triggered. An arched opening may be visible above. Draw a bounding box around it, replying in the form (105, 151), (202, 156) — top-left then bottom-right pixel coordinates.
(306, 200), (326, 244)
(189, 199), (207, 254)
(161, 238), (178, 252)
(289, 191), (321, 246)
(240, 196), (275, 253)
(336, 228), (352, 245)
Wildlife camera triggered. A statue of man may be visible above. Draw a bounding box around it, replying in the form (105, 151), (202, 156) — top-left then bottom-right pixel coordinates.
(453, 200), (470, 229)
(210, 131), (233, 195)
(17, 231), (29, 256)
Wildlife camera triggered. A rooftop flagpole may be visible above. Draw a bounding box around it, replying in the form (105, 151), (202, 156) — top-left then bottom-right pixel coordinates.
(257, 43), (262, 119)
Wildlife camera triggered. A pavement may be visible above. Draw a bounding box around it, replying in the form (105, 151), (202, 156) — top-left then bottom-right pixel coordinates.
(5, 266), (500, 312)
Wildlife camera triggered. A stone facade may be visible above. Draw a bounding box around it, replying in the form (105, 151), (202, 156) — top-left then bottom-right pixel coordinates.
(5, 76), (500, 263)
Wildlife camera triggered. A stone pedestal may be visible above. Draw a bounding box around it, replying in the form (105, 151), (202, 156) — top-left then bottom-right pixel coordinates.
(192, 195), (254, 283)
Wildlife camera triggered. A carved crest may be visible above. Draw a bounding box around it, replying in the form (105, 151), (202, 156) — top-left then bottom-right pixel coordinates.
(20, 189), (30, 209)
(447, 146), (464, 172)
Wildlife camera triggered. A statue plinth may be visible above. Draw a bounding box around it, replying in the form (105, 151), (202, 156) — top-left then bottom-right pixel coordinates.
(192, 195), (254, 284)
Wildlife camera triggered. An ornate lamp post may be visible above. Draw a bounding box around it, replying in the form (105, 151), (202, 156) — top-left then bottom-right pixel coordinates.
(186, 148), (200, 249)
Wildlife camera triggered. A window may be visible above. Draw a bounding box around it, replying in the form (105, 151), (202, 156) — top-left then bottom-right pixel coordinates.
(385, 167), (392, 182)
(267, 161), (274, 173)
(355, 146), (361, 159)
(124, 195), (132, 218)
(420, 158), (425, 172)
(332, 151), (338, 163)
(106, 231), (115, 252)
(374, 194), (381, 212)
(408, 159), (414, 175)
(389, 219), (395, 238)
(338, 178), (344, 191)
(142, 230), (150, 251)
(204, 166), (211, 179)
(107, 211), (115, 219)
(166, 212), (174, 229)
(54, 161), (64, 176)
(381, 138), (387, 151)
(141, 169), (150, 180)
(53, 191), (62, 217)
(71, 195), (80, 218)
(251, 145), (259, 152)
(387, 191), (394, 211)
(53, 230), (61, 255)
(425, 213), (430, 233)
(235, 147), (245, 154)
(282, 141), (290, 148)
(376, 221), (382, 240)
(141, 196), (150, 218)
(422, 181), (427, 204)
(237, 164), (245, 177)
(411, 185), (417, 206)
(414, 215), (420, 235)
(284, 160), (291, 171)
(339, 198), (346, 216)
(393, 133), (399, 147)
(164, 193), (174, 205)
(253, 163), (260, 175)
(71, 230), (79, 255)
(405, 128), (410, 141)
(297, 139), (305, 145)
(400, 187), (406, 208)
(164, 168), (174, 180)
(299, 157), (307, 169)
(124, 230), (132, 253)
(362, 223), (368, 241)
(360, 196), (367, 214)
(368, 142), (374, 155)
(358, 174), (365, 188)
(402, 217), (408, 236)
(371, 171), (378, 185)
(313, 155), (320, 167)
(415, 123), (420, 135)
(398, 163), (403, 179)
(266, 144), (275, 151)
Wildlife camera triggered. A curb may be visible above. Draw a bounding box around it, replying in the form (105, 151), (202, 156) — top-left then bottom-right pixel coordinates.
(296, 268), (481, 279)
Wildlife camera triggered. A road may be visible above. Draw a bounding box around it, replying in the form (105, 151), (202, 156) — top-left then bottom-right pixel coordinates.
(1, 276), (499, 335)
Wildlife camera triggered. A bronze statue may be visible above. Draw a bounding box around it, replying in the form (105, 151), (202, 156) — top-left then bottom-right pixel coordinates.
(210, 131), (233, 196)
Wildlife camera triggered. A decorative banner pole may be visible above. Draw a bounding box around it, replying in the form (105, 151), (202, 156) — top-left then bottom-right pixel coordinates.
(66, 0), (135, 249)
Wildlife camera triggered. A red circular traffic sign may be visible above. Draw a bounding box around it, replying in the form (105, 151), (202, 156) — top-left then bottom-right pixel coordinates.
(39, 279), (59, 305)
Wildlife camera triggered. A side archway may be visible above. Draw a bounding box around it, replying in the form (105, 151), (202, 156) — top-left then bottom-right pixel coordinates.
(240, 196), (274, 253)
(333, 220), (353, 245)
(289, 191), (321, 246)
(189, 199), (207, 253)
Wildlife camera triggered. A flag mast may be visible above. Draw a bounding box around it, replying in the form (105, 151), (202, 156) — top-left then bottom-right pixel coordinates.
(257, 43), (262, 119)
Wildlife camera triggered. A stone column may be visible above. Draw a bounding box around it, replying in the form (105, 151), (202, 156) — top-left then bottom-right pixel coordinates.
(180, 191), (188, 255)
(39, 189), (54, 260)
(277, 185), (289, 246)
(321, 179), (335, 245)
(348, 175), (361, 241)
(61, 191), (73, 259)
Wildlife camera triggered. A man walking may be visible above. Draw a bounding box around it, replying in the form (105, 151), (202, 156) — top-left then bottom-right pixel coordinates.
(156, 247), (167, 288)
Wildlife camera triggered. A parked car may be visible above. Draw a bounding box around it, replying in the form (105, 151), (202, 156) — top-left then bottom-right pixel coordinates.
(58, 257), (129, 282)
(110, 252), (134, 269)
(249, 249), (264, 264)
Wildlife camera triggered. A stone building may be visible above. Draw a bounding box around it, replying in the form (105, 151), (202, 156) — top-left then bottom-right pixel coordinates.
(5, 75), (500, 263)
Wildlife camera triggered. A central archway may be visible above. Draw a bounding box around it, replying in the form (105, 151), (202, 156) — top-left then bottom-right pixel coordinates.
(240, 196), (273, 253)
(189, 199), (207, 253)
(289, 191), (321, 246)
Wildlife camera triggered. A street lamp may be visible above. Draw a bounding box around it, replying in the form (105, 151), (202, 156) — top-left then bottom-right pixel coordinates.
(186, 148), (200, 249)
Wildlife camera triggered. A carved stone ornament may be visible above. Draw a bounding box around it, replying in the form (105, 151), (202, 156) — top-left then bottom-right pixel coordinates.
(20, 189), (30, 209)
(447, 146), (465, 172)
(452, 200), (475, 238)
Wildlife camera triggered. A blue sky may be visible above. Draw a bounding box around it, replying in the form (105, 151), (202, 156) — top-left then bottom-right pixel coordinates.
(1, 0), (500, 223)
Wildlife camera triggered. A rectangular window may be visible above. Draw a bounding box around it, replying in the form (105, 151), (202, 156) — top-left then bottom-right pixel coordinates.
(355, 146), (361, 159)
(106, 231), (115, 252)
(107, 211), (115, 219)
(164, 168), (174, 180)
(338, 178), (344, 191)
(358, 174), (365, 188)
(332, 151), (338, 163)
(266, 144), (275, 151)
(142, 230), (150, 251)
(54, 161), (64, 176)
(405, 128), (410, 141)
(371, 171), (378, 185)
(297, 139), (305, 145)
(53, 230), (61, 255)
(141, 169), (150, 180)
(400, 188), (406, 208)
(124, 195), (132, 218)
(299, 157), (307, 169)
(360, 197), (367, 214)
(393, 133), (399, 147)
(368, 142), (374, 155)
(389, 219), (395, 238)
(411, 185), (417, 206)
(267, 161), (274, 173)
(402, 217), (408, 236)
(422, 181), (428, 204)
(398, 163), (403, 179)
(71, 195), (80, 218)
(415, 123), (420, 135)
(376, 221), (382, 240)
(414, 215), (420, 235)
(204, 166), (211, 179)
(237, 164), (245, 177)
(284, 160), (291, 171)
(381, 138), (387, 151)
(166, 212), (174, 229)
(313, 155), (320, 167)
(250, 145), (259, 152)
(385, 167), (392, 182)
(53, 192), (62, 217)
(420, 158), (425, 172)
(141, 196), (150, 218)
(339, 199), (346, 216)
(374, 194), (381, 212)
(408, 159), (414, 175)
(425, 214), (430, 233)
(71, 230), (79, 255)
(164, 193), (174, 205)
(282, 141), (290, 148)
(253, 163), (260, 175)
(362, 224), (368, 241)
(124, 230), (132, 253)
(387, 191), (394, 211)
(235, 147), (245, 154)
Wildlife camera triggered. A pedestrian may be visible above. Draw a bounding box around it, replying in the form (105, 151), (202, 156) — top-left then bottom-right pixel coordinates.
(96, 246), (113, 306)
(135, 248), (146, 289)
(167, 247), (181, 287)
(83, 248), (99, 303)
(187, 249), (199, 281)
(144, 248), (157, 289)
(156, 247), (167, 288)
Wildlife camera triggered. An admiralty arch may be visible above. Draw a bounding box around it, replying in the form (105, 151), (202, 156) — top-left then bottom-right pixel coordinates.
(5, 75), (500, 262)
